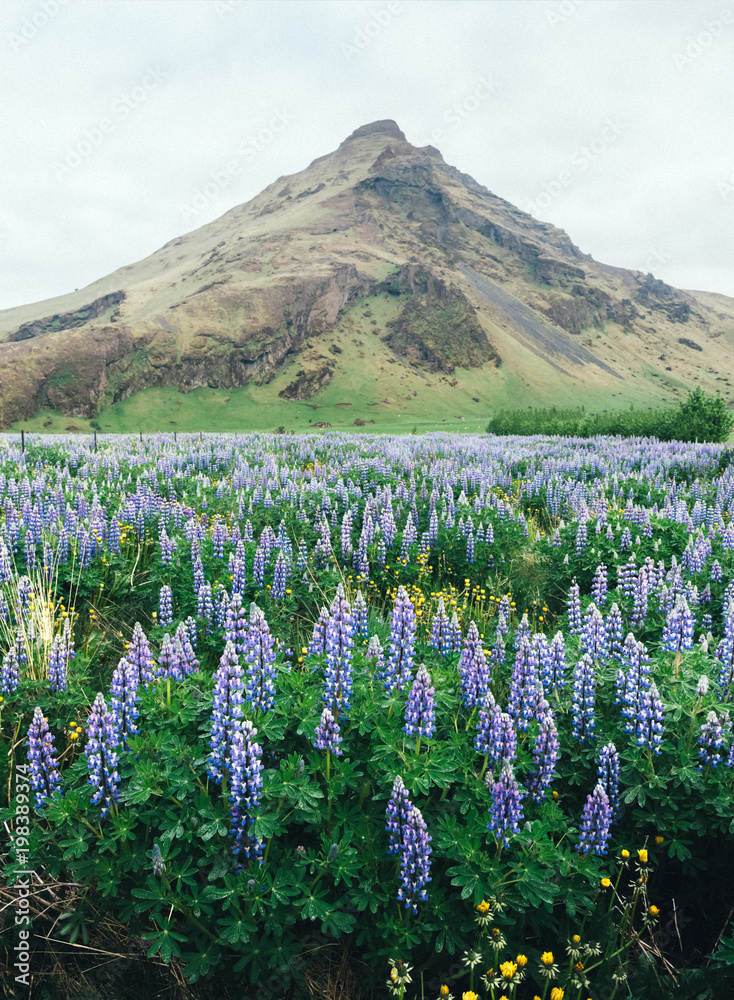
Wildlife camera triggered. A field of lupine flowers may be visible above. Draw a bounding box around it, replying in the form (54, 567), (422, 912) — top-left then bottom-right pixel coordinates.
(2, 431), (734, 1000)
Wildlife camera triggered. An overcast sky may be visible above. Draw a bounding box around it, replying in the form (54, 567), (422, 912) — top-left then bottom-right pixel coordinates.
(1, 0), (732, 312)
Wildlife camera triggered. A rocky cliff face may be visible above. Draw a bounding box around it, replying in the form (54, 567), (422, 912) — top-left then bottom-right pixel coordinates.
(1, 119), (732, 426)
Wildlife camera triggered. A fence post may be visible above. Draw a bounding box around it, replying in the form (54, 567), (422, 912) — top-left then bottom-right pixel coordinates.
(21, 429), (25, 453)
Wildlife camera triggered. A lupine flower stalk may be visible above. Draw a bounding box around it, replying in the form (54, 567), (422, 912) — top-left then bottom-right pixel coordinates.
(27, 707), (63, 809)
(208, 641), (245, 784)
(488, 759), (524, 849)
(576, 783), (612, 855)
(229, 720), (264, 864)
(84, 693), (121, 818)
(403, 664), (435, 745)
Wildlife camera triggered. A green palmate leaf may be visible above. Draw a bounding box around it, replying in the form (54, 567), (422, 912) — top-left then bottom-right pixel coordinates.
(181, 944), (223, 983)
(320, 905), (356, 936)
(351, 880), (389, 914)
(198, 818), (229, 841)
(217, 913), (254, 945)
(59, 826), (90, 860)
(142, 921), (188, 963)
(296, 884), (332, 922)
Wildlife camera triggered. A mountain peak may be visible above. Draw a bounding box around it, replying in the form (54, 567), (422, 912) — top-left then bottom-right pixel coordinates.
(340, 120), (406, 145)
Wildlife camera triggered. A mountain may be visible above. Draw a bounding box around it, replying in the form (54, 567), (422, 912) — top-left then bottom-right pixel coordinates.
(2, 119), (733, 431)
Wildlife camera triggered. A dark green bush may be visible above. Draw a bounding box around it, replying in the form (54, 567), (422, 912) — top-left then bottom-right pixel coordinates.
(487, 388), (734, 443)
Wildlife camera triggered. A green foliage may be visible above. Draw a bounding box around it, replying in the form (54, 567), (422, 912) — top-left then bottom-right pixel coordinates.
(487, 388), (734, 442)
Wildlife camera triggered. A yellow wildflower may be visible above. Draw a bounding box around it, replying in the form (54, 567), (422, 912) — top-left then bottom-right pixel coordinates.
(540, 951), (554, 967)
(638, 849), (649, 863)
(499, 960), (517, 980)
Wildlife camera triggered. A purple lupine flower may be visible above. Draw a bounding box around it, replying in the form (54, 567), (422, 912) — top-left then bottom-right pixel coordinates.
(307, 606), (330, 656)
(566, 580), (582, 635)
(491, 630), (506, 671)
(224, 591), (249, 657)
(575, 519), (588, 555)
(156, 633), (184, 681)
(208, 641), (245, 783)
(605, 603), (625, 661)
(244, 607), (277, 713)
(384, 585), (416, 693)
(474, 691), (502, 757)
(253, 545), (265, 587)
(296, 538), (308, 572)
(715, 603), (734, 702)
(582, 603), (609, 666)
(47, 634), (67, 692)
(404, 664), (435, 739)
(84, 693), (121, 819)
(621, 638), (652, 736)
(271, 550), (288, 601)
(324, 584), (354, 713)
(488, 759), (524, 848)
(448, 611), (463, 652)
(526, 711), (560, 803)
(428, 596), (454, 655)
(571, 653), (596, 744)
(486, 708), (517, 768)
(398, 804), (432, 914)
(698, 711), (728, 769)
(576, 783), (612, 855)
(662, 596), (695, 655)
(314, 706), (343, 755)
(386, 775), (412, 854)
(197, 582), (214, 631)
(507, 636), (540, 732)
(1, 648), (20, 694)
(27, 707), (62, 809)
(158, 585), (173, 629)
(543, 631), (566, 691)
(637, 682), (665, 754)
(109, 657), (140, 747)
(174, 623), (199, 675)
(128, 622), (156, 688)
(458, 621), (490, 709)
(514, 612), (531, 649)
(591, 564), (608, 605)
(229, 720), (264, 863)
(352, 590), (369, 639)
(366, 635), (385, 677)
(597, 743), (621, 821)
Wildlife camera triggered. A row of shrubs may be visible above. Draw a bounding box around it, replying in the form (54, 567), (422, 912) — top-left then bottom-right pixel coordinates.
(486, 388), (734, 443)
